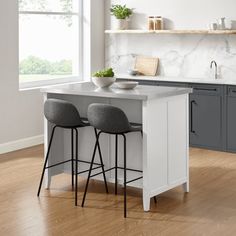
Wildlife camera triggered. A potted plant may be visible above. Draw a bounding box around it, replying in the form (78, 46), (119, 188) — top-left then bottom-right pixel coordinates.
(92, 68), (116, 88)
(110, 4), (133, 30)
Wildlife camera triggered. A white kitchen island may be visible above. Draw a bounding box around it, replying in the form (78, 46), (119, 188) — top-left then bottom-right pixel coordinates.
(41, 82), (192, 211)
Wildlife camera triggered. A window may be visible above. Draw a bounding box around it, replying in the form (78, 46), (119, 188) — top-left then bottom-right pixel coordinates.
(19, 0), (81, 88)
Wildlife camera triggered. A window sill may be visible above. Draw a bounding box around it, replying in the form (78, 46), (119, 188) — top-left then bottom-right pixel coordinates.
(19, 76), (81, 91)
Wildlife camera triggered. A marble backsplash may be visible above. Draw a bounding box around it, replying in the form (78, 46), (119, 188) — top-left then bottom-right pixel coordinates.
(105, 34), (236, 80)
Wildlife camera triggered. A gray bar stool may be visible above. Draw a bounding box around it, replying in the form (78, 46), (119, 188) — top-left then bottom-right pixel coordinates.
(81, 103), (154, 218)
(37, 99), (108, 206)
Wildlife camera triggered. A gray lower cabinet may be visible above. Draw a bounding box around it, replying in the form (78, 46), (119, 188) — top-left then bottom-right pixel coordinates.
(189, 85), (223, 150)
(227, 86), (236, 152)
(119, 78), (236, 152)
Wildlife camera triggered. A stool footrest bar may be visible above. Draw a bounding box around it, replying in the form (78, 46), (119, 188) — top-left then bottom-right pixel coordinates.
(77, 165), (103, 175)
(117, 167), (142, 173)
(89, 166), (143, 182)
(46, 159), (71, 169)
(76, 159), (102, 166)
(125, 176), (143, 185)
(46, 159), (103, 170)
(90, 167), (115, 178)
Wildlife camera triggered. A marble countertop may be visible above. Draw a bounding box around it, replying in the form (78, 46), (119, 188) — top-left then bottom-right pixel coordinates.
(41, 82), (192, 101)
(117, 74), (236, 85)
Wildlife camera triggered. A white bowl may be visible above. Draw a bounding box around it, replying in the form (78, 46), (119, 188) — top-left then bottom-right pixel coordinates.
(115, 81), (139, 89)
(92, 77), (116, 88)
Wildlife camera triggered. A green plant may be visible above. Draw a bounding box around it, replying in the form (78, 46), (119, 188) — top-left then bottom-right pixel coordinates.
(92, 68), (115, 77)
(110, 5), (133, 20)
(19, 56), (72, 75)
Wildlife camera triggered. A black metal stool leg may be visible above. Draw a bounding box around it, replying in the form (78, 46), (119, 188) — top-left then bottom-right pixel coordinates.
(122, 134), (127, 218)
(81, 131), (101, 207)
(71, 129), (74, 189)
(95, 129), (109, 194)
(74, 128), (79, 206)
(37, 126), (57, 197)
(115, 134), (118, 195)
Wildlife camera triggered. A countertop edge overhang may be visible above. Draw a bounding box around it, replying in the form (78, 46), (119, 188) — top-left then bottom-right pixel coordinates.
(41, 82), (192, 101)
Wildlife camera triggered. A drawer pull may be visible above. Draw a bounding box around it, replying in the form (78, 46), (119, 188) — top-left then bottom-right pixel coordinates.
(194, 88), (217, 92)
(190, 100), (197, 134)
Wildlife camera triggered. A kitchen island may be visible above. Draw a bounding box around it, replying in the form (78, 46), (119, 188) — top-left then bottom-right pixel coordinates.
(41, 82), (192, 211)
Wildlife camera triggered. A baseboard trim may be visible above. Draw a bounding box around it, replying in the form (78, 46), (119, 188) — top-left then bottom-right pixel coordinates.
(0, 135), (44, 155)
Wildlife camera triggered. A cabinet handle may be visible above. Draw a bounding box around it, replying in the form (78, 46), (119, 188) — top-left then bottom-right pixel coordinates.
(194, 88), (217, 92)
(230, 90), (236, 93)
(190, 100), (197, 134)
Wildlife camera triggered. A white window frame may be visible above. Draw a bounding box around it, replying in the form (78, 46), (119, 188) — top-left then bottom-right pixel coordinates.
(18, 0), (83, 89)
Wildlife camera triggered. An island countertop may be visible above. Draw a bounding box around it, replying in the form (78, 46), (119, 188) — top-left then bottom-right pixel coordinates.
(41, 82), (192, 101)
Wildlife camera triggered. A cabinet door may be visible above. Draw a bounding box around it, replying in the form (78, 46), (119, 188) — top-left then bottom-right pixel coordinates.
(190, 94), (222, 149)
(227, 87), (236, 151)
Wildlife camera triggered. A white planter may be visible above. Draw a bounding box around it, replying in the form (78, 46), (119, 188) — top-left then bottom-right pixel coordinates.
(114, 19), (129, 30)
(92, 77), (116, 88)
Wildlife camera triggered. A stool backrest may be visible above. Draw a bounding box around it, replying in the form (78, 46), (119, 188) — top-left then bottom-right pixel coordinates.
(88, 103), (131, 134)
(44, 99), (83, 128)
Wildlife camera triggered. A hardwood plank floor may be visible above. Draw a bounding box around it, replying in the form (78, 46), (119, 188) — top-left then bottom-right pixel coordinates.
(1, 146), (236, 236)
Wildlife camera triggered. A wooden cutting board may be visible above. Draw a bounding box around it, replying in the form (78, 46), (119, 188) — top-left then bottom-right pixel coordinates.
(134, 56), (159, 76)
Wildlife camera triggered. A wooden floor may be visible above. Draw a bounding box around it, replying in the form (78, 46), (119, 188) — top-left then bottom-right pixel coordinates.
(1, 146), (236, 236)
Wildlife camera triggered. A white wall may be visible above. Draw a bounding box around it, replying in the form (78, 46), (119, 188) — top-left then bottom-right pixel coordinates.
(83, 0), (105, 80)
(0, 0), (44, 153)
(105, 0), (236, 80)
(0, 0), (105, 154)
(107, 0), (236, 30)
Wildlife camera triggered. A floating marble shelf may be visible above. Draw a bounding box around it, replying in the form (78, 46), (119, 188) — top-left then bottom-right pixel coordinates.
(105, 29), (236, 35)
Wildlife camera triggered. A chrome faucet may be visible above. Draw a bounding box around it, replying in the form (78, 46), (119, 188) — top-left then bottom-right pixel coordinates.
(210, 61), (218, 79)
